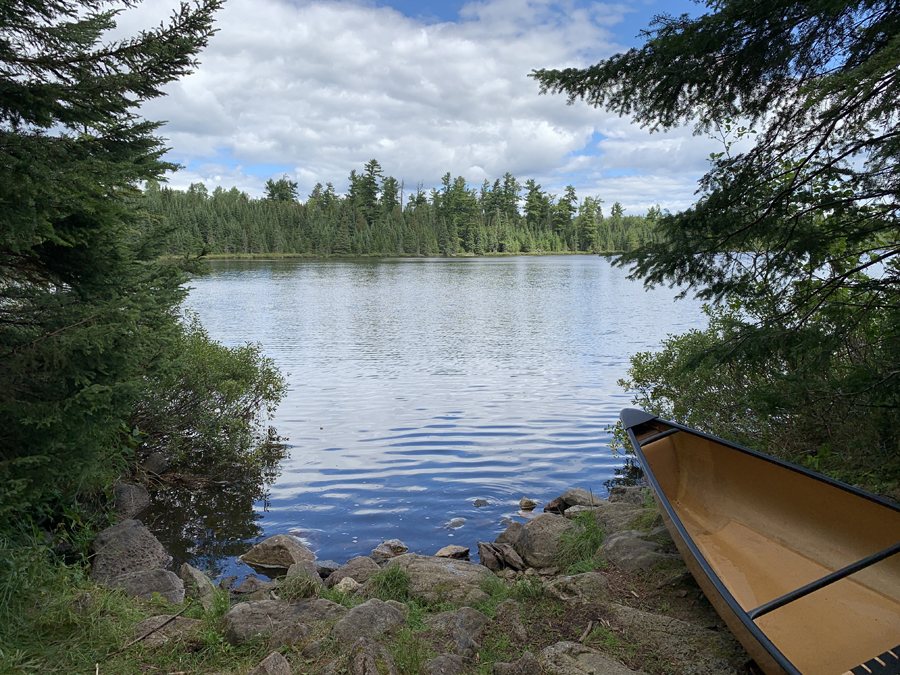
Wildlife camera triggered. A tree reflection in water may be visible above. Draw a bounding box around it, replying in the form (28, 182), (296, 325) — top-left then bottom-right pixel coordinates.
(143, 440), (287, 578)
(604, 456), (645, 491)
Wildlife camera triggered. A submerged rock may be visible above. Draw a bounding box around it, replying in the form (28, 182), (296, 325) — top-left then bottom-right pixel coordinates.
(445, 517), (466, 529)
(518, 497), (538, 510)
(240, 534), (315, 575)
(473, 499), (490, 507)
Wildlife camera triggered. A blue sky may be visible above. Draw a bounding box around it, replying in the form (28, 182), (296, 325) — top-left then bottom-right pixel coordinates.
(129, 0), (720, 213)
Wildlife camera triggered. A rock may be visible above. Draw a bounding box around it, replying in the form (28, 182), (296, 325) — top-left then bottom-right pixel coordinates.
(518, 497), (538, 510)
(325, 556), (380, 587)
(219, 575), (238, 591)
(543, 497), (566, 514)
(608, 486), (650, 506)
(336, 576), (361, 593)
(563, 505), (594, 519)
(496, 543), (525, 570)
(234, 574), (277, 596)
(514, 513), (574, 569)
(177, 563), (216, 611)
(601, 530), (678, 573)
(435, 545), (470, 560)
(424, 654), (466, 675)
(388, 554), (493, 604)
(248, 651), (291, 675)
(110, 569), (184, 603)
(132, 615), (202, 647)
(464, 589), (490, 605)
(476, 542), (502, 572)
(473, 499), (490, 507)
(90, 520), (169, 584)
(141, 452), (169, 475)
(544, 572), (609, 604)
(446, 517), (466, 529)
(316, 560), (342, 578)
(113, 483), (150, 520)
(560, 488), (603, 508)
(538, 567), (559, 576)
(588, 502), (647, 533)
(371, 538), (408, 562)
(495, 599), (527, 642)
(287, 560), (323, 584)
(539, 642), (645, 675)
(348, 637), (399, 675)
(332, 599), (406, 642)
(495, 522), (523, 545)
(385, 599), (409, 615)
(301, 640), (325, 658)
(268, 621), (311, 649)
(609, 604), (746, 674)
(241, 534), (315, 575)
(222, 598), (347, 644)
(493, 651), (541, 675)
(430, 606), (490, 658)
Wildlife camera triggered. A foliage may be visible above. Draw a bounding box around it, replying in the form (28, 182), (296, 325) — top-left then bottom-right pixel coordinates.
(129, 312), (286, 471)
(140, 163), (665, 257)
(0, 0), (222, 521)
(534, 0), (900, 485)
(366, 565), (412, 603)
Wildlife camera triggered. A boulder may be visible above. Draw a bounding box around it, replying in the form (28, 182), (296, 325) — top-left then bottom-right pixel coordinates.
(348, 637), (399, 675)
(514, 514), (574, 569)
(609, 604), (746, 674)
(563, 506), (593, 519)
(268, 622), (311, 650)
(430, 606), (490, 656)
(132, 615), (202, 647)
(248, 651), (291, 675)
(608, 486), (650, 507)
(234, 574), (277, 596)
(543, 572), (609, 605)
(141, 452), (169, 475)
(493, 651), (541, 675)
(387, 554), (493, 604)
(560, 488), (603, 508)
(90, 520), (168, 584)
(287, 560), (323, 584)
(222, 598), (347, 644)
(587, 502), (646, 533)
(435, 545), (470, 560)
(325, 556), (380, 587)
(177, 563), (216, 611)
(476, 542), (502, 572)
(316, 560), (342, 578)
(331, 599), (406, 642)
(495, 522), (524, 546)
(539, 642), (645, 675)
(371, 539), (408, 562)
(601, 530), (677, 573)
(109, 569), (184, 603)
(113, 483), (150, 520)
(240, 534), (315, 575)
(543, 497), (566, 514)
(496, 543), (525, 570)
(464, 589), (490, 605)
(424, 654), (466, 675)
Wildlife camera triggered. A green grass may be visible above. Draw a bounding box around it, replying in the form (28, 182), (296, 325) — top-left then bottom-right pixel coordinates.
(554, 511), (607, 574)
(367, 566), (412, 603)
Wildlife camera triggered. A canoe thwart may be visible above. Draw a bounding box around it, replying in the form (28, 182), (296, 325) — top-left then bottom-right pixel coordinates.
(747, 540), (900, 621)
(843, 644), (900, 675)
(638, 428), (681, 447)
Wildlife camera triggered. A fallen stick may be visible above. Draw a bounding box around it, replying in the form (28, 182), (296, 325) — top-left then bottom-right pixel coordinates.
(579, 620), (594, 643)
(110, 603), (191, 655)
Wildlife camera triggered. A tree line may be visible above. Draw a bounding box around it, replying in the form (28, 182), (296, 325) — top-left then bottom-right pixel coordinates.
(141, 160), (664, 257)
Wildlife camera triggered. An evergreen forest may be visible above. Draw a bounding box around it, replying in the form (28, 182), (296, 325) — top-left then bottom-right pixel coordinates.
(143, 161), (664, 257)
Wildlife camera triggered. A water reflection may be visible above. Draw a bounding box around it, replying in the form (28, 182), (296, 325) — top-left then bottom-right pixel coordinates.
(169, 256), (706, 576)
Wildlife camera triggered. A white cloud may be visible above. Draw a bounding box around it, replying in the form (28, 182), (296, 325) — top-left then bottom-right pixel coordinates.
(119, 0), (717, 212)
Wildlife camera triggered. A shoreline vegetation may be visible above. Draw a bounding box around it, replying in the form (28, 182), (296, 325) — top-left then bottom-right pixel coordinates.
(142, 165), (663, 260)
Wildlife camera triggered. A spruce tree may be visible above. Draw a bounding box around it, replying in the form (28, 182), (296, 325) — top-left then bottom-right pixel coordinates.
(0, 0), (222, 517)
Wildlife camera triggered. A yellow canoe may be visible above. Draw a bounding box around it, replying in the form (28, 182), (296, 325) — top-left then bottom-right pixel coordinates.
(620, 409), (900, 675)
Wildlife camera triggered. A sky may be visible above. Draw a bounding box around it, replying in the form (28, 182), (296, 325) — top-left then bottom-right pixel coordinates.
(120, 0), (725, 214)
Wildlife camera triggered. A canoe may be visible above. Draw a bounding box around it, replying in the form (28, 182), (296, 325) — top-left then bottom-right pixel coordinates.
(620, 408), (900, 675)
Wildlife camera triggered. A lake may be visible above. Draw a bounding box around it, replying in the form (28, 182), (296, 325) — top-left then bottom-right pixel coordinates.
(148, 255), (707, 577)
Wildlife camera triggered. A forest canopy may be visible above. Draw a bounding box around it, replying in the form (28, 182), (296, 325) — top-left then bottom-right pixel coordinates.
(533, 0), (900, 492)
(143, 162), (663, 257)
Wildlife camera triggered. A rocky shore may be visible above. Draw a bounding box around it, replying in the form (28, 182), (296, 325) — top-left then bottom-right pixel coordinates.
(90, 484), (753, 674)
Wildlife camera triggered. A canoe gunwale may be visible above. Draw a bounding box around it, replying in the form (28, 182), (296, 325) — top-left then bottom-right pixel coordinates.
(620, 408), (900, 675)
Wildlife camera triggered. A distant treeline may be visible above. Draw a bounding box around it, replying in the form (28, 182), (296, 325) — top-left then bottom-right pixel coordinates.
(142, 159), (664, 257)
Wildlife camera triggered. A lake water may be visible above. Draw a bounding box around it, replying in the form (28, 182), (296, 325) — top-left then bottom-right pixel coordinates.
(150, 255), (707, 578)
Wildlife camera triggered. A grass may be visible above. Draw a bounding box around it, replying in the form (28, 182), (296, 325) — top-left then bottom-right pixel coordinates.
(367, 566), (412, 603)
(554, 510), (607, 574)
